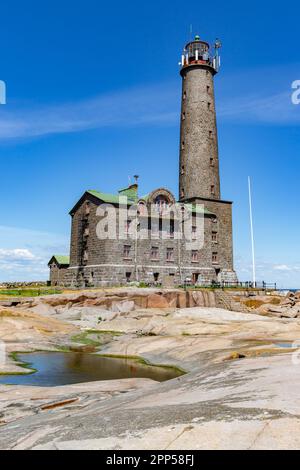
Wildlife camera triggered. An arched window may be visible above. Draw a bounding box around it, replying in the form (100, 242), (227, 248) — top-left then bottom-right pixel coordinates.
(138, 201), (146, 215)
(155, 195), (169, 214)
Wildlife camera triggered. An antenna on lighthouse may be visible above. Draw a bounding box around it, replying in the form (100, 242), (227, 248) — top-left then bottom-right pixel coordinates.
(214, 38), (222, 72)
(248, 176), (256, 286)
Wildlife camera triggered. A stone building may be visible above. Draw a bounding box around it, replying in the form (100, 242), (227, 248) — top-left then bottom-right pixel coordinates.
(48, 255), (70, 286)
(49, 35), (237, 287)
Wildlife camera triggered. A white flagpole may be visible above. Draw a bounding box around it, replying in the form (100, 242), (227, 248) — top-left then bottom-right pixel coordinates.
(248, 176), (256, 286)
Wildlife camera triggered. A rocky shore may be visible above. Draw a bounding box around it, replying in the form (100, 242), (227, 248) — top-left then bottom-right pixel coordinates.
(1, 287), (300, 449)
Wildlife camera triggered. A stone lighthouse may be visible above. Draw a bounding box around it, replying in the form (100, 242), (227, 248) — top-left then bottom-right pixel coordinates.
(179, 35), (221, 201)
(178, 35), (238, 284)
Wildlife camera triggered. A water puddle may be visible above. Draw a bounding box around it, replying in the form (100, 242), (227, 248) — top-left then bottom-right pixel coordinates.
(275, 342), (295, 349)
(0, 352), (183, 386)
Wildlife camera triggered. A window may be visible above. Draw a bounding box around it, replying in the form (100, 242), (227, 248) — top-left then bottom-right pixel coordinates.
(212, 231), (218, 242)
(181, 141), (185, 150)
(155, 195), (169, 214)
(83, 250), (88, 262)
(85, 202), (90, 215)
(191, 250), (198, 262)
(123, 245), (131, 259)
(209, 130), (212, 138)
(210, 157), (214, 166)
(84, 227), (89, 237)
(138, 202), (146, 215)
(125, 219), (131, 234)
(181, 165), (185, 175)
(212, 252), (218, 264)
(168, 219), (175, 238)
(207, 85), (210, 93)
(211, 185), (215, 196)
(182, 112), (186, 120)
(151, 246), (159, 260)
(183, 91), (186, 100)
(166, 247), (174, 261)
(181, 188), (185, 198)
(126, 272), (132, 282)
(192, 226), (197, 240)
(207, 102), (211, 110)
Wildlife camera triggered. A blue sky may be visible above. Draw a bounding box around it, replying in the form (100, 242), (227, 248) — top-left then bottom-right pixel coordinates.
(0, 0), (299, 287)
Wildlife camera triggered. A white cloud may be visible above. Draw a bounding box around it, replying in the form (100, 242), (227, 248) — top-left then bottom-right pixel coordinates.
(0, 226), (69, 282)
(273, 264), (292, 271)
(219, 91), (300, 125)
(0, 248), (36, 261)
(0, 83), (179, 140)
(0, 64), (298, 141)
(235, 255), (300, 289)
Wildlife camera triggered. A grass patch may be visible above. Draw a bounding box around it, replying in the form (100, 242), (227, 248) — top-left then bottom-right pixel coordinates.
(85, 329), (123, 336)
(71, 332), (102, 347)
(0, 352), (37, 376)
(71, 330), (123, 350)
(0, 288), (62, 297)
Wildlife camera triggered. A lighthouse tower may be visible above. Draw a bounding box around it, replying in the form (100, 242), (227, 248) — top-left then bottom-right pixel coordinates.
(179, 35), (221, 201)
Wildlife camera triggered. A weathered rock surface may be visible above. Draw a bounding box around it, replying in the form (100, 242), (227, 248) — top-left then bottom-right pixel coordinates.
(257, 291), (300, 318)
(2, 353), (300, 449)
(2, 288), (300, 449)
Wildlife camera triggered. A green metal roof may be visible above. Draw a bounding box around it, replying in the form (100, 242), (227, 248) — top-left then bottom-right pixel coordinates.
(49, 255), (70, 266)
(73, 190), (215, 217)
(87, 189), (137, 204)
(118, 184), (138, 202)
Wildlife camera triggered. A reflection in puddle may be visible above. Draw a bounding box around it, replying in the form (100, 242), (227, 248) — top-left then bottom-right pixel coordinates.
(0, 352), (184, 386)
